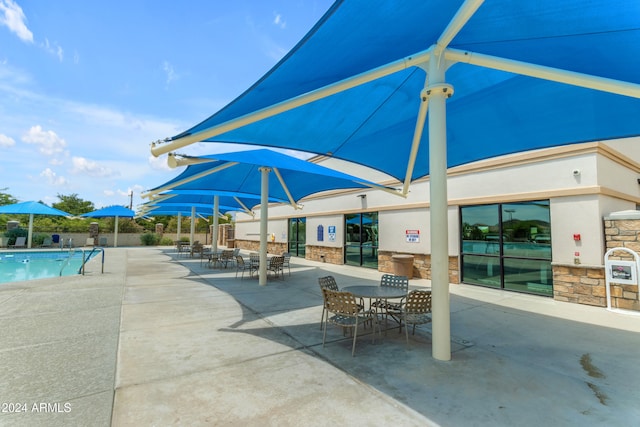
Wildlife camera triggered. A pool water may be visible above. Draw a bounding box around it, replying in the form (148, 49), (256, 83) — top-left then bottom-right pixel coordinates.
(0, 250), (97, 284)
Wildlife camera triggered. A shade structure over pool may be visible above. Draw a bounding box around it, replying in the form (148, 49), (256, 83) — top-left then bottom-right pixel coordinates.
(145, 148), (392, 285)
(0, 201), (71, 249)
(142, 189), (291, 253)
(149, 0), (640, 361)
(81, 205), (135, 248)
(138, 206), (218, 218)
(145, 149), (393, 204)
(137, 204), (226, 246)
(143, 190), (282, 216)
(151, 0), (640, 183)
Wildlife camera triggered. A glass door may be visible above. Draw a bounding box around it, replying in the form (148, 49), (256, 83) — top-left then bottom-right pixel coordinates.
(288, 217), (306, 257)
(460, 201), (552, 296)
(344, 212), (378, 268)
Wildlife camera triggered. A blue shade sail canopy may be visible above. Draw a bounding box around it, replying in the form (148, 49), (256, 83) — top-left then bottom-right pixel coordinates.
(81, 205), (135, 218)
(81, 205), (135, 247)
(138, 205), (221, 218)
(0, 201), (71, 217)
(151, 0), (640, 184)
(0, 201), (71, 249)
(148, 0), (640, 361)
(144, 190), (286, 215)
(146, 149), (393, 205)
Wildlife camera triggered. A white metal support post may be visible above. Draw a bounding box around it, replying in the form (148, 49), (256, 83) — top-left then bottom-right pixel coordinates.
(212, 195), (219, 254)
(427, 51), (453, 361)
(27, 213), (34, 249)
(190, 206), (196, 245)
(177, 212), (182, 242)
(259, 167), (271, 285)
(114, 216), (119, 248)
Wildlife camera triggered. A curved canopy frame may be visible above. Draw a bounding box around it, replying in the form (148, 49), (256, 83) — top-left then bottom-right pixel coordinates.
(149, 0), (640, 361)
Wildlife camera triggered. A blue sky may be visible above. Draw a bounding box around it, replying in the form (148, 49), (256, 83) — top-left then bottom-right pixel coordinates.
(0, 0), (333, 209)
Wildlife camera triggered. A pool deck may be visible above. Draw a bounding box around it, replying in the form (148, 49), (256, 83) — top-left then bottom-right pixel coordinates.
(1, 247), (639, 426)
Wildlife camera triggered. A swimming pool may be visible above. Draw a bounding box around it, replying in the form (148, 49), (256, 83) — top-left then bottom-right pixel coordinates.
(0, 250), (100, 284)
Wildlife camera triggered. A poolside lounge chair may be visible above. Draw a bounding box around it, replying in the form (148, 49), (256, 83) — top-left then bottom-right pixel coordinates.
(40, 237), (53, 247)
(9, 236), (27, 249)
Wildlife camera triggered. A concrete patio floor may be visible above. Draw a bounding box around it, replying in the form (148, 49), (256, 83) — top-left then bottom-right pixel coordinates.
(1, 247), (640, 426)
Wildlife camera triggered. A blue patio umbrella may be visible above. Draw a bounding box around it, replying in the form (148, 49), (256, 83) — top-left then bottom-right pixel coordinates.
(142, 189), (289, 251)
(144, 190), (284, 216)
(137, 204), (227, 245)
(140, 198), (242, 247)
(0, 201), (71, 248)
(81, 205), (135, 248)
(145, 149), (394, 204)
(138, 206), (223, 218)
(144, 148), (393, 285)
(149, 0), (640, 361)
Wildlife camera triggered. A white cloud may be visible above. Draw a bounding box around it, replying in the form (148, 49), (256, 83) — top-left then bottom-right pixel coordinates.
(273, 12), (286, 29)
(0, 0), (33, 43)
(0, 133), (15, 147)
(42, 38), (64, 62)
(22, 125), (67, 156)
(40, 167), (67, 186)
(70, 156), (115, 177)
(148, 154), (172, 171)
(114, 185), (144, 199)
(163, 61), (178, 85)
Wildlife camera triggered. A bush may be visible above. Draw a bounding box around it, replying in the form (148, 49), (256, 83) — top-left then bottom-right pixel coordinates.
(159, 237), (174, 246)
(4, 227), (27, 246)
(32, 233), (50, 247)
(140, 233), (160, 246)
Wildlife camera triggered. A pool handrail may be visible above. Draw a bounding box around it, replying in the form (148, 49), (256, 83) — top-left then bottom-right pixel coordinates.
(78, 247), (105, 275)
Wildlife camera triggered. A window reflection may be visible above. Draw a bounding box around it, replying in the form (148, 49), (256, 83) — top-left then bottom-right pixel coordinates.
(345, 212), (378, 268)
(460, 200), (552, 296)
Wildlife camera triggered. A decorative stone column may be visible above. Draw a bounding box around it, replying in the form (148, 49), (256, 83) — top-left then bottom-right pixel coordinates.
(89, 222), (99, 246)
(155, 223), (164, 236)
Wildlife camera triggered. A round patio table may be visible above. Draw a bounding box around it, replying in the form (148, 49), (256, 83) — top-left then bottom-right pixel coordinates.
(342, 285), (408, 328)
(341, 285), (407, 300)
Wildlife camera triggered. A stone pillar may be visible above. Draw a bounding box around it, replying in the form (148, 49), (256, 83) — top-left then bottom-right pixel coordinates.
(603, 210), (640, 311)
(155, 223), (164, 236)
(89, 222), (99, 246)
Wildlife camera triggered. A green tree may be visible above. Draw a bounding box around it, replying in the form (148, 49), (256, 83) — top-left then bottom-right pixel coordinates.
(0, 188), (18, 206)
(52, 193), (95, 215)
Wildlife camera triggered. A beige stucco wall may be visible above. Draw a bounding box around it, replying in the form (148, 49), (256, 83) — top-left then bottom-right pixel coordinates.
(378, 207), (459, 255)
(306, 215), (343, 247)
(235, 138), (640, 271)
(233, 216), (288, 244)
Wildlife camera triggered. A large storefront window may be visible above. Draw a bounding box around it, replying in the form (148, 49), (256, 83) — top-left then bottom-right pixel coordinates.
(288, 217), (306, 257)
(460, 201), (552, 296)
(345, 212), (378, 268)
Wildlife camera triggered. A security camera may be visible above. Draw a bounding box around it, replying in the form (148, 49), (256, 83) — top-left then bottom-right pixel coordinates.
(572, 169), (581, 176)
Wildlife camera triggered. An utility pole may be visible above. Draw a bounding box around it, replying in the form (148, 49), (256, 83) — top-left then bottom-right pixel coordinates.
(129, 191), (133, 210)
